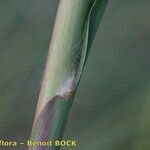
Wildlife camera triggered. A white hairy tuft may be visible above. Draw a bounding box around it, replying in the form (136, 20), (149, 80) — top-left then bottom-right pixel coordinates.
(57, 74), (75, 97)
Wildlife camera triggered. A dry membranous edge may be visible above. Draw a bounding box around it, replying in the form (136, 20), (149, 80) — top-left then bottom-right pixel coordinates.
(57, 73), (76, 97)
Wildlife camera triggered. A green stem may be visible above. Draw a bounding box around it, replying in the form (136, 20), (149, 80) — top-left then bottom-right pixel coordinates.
(29, 0), (108, 150)
(36, 0), (91, 118)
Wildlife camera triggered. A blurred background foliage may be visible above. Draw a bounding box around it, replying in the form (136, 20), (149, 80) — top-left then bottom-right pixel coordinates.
(0, 0), (150, 150)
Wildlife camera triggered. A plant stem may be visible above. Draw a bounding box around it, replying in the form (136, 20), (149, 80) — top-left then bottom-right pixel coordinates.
(36, 0), (91, 119)
(29, 0), (108, 149)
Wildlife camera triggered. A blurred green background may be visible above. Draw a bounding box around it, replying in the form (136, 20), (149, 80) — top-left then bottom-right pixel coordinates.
(0, 0), (150, 149)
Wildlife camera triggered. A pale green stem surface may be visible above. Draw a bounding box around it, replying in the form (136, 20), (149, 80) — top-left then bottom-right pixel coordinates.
(29, 0), (108, 149)
(36, 0), (91, 119)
